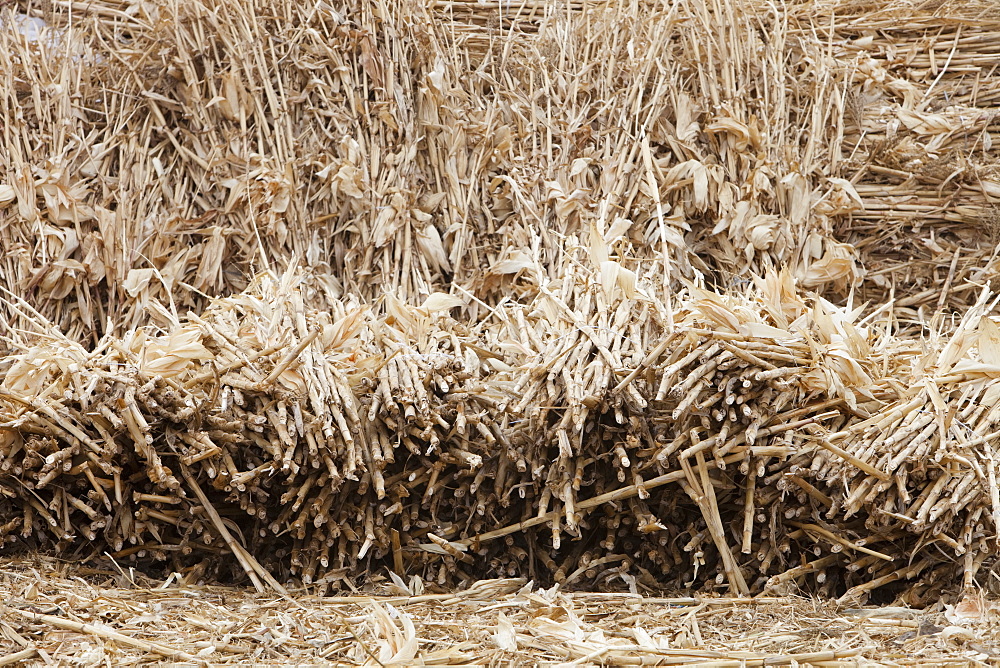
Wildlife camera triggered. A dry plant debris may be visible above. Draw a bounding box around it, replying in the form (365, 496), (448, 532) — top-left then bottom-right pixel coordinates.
(3, 0), (1000, 642)
(1, 557), (999, 666)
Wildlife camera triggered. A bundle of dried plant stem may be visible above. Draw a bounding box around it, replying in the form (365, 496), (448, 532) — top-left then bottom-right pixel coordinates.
(0, 259), (996, 604)
(3, 0), (1000, 604)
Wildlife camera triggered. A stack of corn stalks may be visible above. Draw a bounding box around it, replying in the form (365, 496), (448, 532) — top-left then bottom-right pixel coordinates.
(1, 253), (998, 603)
(4, 0), (1000, 603)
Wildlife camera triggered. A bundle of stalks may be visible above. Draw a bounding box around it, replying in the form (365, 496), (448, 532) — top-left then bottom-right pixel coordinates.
(465, 249), (911, 600)
(0, 271), (511, 590)
(0, 253), (997, 604)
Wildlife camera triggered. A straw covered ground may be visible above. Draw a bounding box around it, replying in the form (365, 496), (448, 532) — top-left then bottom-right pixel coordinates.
(5, 0), (1000, 657)
(2, 556), (1000, 665)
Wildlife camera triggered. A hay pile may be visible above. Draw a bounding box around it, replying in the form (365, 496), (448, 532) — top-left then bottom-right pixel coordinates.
(3, 0), (1000, 604)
